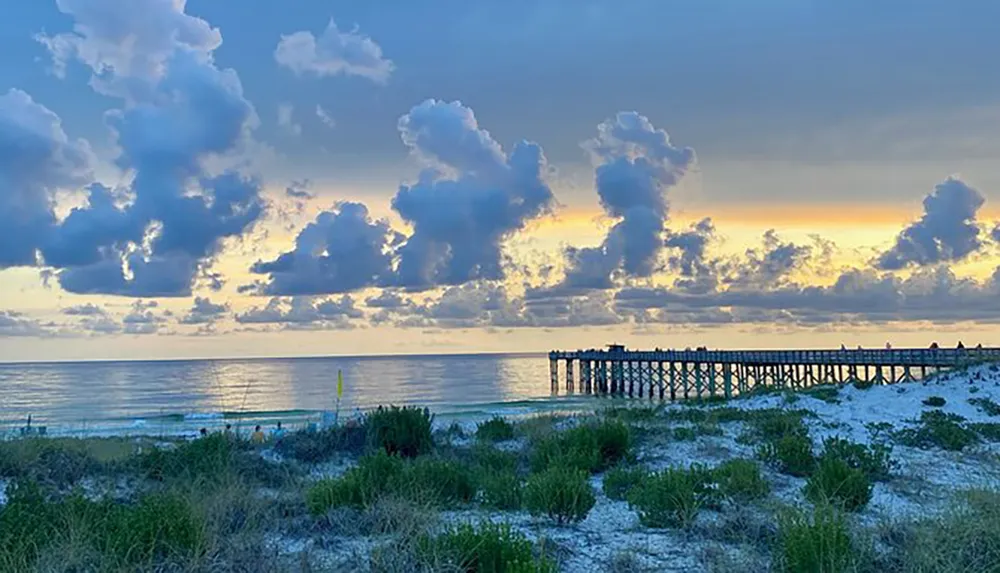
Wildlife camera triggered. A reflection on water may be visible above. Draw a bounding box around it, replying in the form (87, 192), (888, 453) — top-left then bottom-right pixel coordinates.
(0, 353), (593, 435)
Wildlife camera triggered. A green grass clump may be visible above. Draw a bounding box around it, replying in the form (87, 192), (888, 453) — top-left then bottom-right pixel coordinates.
(477, 416), (516, 443)
(471, 445), (520, 474)
(602, 465), (649, 501)
(803, 385), (841, 404)
(138, 433), (234, 482)
(895, 489), (1000, 572)
(922, 396), (947, 407)
(0, 480), (204, 571)
(479, 470), (523, 510)
(969, 397), (1000, 416)
(819, 436), (895, 481)
(0, 438), (121, 489)
(777, 505), (854, 573)
(804, 457), (872, 511)
(306, 451), (478, 514)
(894, 410), (980, 451)
(307, 450), (406, 512)
(274, 424), (367, 461)
(627, 466), (714, 528)
(713, 459), (770, 502)
(364, 406), (434, 458)
(672, 423), (724, 441)
(417, 522), (556, 573)
(758, 434), (816, 477)
(602, 405), (663, 423)
(524, 466), (596, 525)
(530, 420), (631, 473)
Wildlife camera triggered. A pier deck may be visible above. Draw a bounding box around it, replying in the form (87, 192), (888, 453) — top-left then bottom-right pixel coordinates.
(547, 346), (1000, 399)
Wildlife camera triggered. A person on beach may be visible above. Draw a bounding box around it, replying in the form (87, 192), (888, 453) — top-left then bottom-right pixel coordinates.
(271, 421), (285, 441)
(199, 428), (208, 437)
(251, 425), (265, 443)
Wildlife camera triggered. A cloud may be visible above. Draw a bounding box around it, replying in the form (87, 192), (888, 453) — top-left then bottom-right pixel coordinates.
(61, 303), (106, 316)
(246, 202), (399, 295)
(35, 0), (222, 98)
(277, 103), (302, 136)
(285, 180), (314, 200)
(180, 296), (229, 324)
(37, 1), (267, 297)
(0, 89), (94, 268)
(563, 112), (696, 288)
(235, 295), (362, 330)
(877, 176), (987, 270)
(725, 230), (812, 290)
(0, 311), (54, 337)
(274, 19), (394, 84)
(664, 217), (718, 294)
(364, 290), (411, 309)
(316, 105), (336, 129)
(992, 223), (1000, 244)
(392, 99), (555, 288)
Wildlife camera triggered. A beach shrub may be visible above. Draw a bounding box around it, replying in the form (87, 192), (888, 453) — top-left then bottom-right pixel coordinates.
(477, 416), (516, 443)
(0, 438), (104, 489)
(970, 422), (1000, 442)
(479, 470), (523, 510)
(803, 385), (841, 404)
(777, 505), (854, 573)
(922, 396), (947, 407)
(895, 410), (979, 451)
(672, 423), (723, 441)
(306, 451), (406, 513)
(713, 459), (770, 502)
(471, 445), (519, 474)
(417, 522), (556, 573)
(602, 465), (649, 501)
(275, 424), (367, 462)
(969, 397), (1000, 416)
(138, 433), (233, 482)
(852, 378), (874, 390)
(804, 457), (872, 511)
(0, 481), (204, 571)
(627, 466), (714, 528)
(530, 420), (631, 473)
(407, 457), (478, 506)
(819, 436), (895, 481)
(364, 406), (434, 458)
(758, 434), (816, 477)
(524, 466), (595, 525)
(894, 489), (1000, 572)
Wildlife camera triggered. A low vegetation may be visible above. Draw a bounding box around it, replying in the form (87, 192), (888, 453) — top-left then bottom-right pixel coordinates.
(894, 410), (981, 451)
(476, 416), (517, 443)
(921, 395), (946, 407)
(417, 522), (557, 572)
(776, 505), (856, 573)
(803, 456), (873, 511)
(627, 466), (714, 528)
(529, 419), (631, 473)
(524, 466), (596, 525)
(602, 465), (649, 501)
(363, 405), (435, 458)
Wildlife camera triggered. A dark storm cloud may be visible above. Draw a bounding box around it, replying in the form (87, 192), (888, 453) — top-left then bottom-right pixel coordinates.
(34, 0), (266, 297)
(0, 89), (94, 269)
(877, 177), (987, 270)
(245, 202), (399, 295)
(563, 112), (695, 288)
(392, 99), (555, 288)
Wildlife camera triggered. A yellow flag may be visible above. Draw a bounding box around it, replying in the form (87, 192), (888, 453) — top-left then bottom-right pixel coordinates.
(337, 370), (343, 398)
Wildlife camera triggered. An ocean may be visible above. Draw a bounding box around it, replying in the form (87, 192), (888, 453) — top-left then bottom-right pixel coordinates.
(0, 353), (598, 437)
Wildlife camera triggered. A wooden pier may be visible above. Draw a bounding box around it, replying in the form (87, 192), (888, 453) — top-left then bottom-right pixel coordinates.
(548, 346), (1000, 399)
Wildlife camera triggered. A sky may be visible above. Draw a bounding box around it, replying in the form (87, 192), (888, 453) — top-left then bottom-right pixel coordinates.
(1, 0), (999, 362)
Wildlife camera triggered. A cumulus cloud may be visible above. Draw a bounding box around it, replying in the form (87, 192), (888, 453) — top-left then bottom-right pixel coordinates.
(563, 112), (695, 288)
(316, 105), (336, 129)
(274, 19), (393, 84)
(0, 89), (94, 268)
(725, 230), (812, 290)
(61, 303), (105, 316)
(246, 202), (399, 295)
(36, 0), (266, 297)
(285, 180), (314, 200)
(277, 103), (302, 136)
(393, 99), (555, 288)
(180, 296), (229, 325)
(877, 177), (987, 270)
(992, 223), (1000, 244)
(235, 295), (362, 330)
(664, 217), (718, 294)
(36, 0), (222, 98)
(0, 311), (54, 337)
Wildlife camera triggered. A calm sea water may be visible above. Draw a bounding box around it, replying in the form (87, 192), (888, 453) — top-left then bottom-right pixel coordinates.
(0, 353), (597, 436)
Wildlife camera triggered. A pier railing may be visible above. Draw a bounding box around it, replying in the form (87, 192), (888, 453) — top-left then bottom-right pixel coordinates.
(547, 347), (1000, 400)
